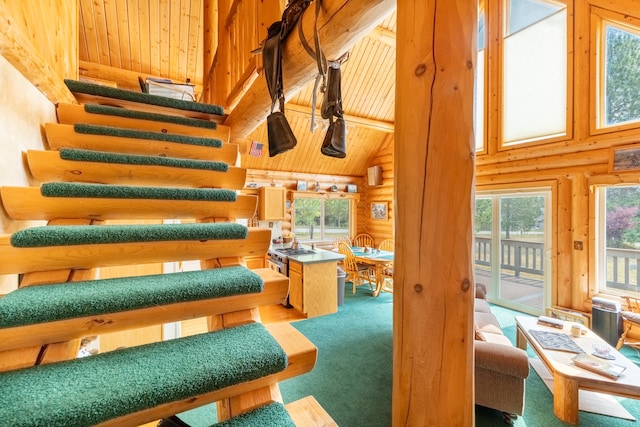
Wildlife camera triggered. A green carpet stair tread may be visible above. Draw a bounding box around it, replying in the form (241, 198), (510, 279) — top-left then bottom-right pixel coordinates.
(41, 182), (237, 201)
(59, 148), (229, 171)
(212, 402), (295, 427)
(0, 266), (262, 328)
(10, 222), (248, 247)
(64, 79), (225, 116)
(74, 123), (223, 148)
(0, 323), (287, 427)
(84, 103), (218, 129)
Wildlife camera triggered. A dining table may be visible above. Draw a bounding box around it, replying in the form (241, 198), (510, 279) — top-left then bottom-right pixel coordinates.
(350, 247), (394, 297)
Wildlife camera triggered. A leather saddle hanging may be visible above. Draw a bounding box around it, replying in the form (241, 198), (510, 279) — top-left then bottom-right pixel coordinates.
(298, 0), (349, 158)
(320, 59), (347, 158)
(261, 0), (312, 157)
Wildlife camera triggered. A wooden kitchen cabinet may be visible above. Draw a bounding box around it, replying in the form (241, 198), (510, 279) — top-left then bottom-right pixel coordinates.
(288, 260), (304, 312)
(287, 259), (337, 318)
(258, 187), (286, 221)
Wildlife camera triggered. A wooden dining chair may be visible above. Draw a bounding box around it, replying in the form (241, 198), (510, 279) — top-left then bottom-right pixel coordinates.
(338, 241), (374, 294)
(378, 239), (394, 252)
(616, 296), (640, 350)
(352, 233), (374, 249)
(377, 239), (394, 292)
(332, 236), (352, 250)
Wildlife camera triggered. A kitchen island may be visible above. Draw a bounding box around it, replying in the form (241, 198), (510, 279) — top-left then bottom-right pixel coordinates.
(286, 248), (345, 318)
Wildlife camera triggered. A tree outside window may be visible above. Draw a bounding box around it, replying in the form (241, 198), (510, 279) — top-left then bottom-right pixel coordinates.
(293, 198), (350, 241)
(604, 24), (640, 126)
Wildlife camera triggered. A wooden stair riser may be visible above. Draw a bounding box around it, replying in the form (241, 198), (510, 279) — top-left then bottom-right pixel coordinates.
(56, 103), (231, 140)
(25, 150), (247, 189)
(0, 228), (271, 275)
(0, 269), (288, 354)
(93, 323), (316, 427)
(67, 91), (226, 123)
(1, 186), (257, 221)
(45, 123), (239, 165)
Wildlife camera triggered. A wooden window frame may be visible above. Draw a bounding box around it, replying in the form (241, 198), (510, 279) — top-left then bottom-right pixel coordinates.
(590, 8), (640, 137)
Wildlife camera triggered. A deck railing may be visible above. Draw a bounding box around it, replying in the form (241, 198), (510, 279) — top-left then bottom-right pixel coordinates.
(606, 247), (640, 291)
(474, 237), (544, 277)
(476, 237), (640, 292)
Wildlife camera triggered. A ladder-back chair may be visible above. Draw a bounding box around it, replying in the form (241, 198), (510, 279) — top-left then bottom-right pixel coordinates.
(352, 233), (374, 249)
(377, 239), (394, 292)
(338, 242), (374, 294)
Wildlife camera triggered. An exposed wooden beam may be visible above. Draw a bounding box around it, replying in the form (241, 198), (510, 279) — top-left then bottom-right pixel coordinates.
(0, 3), (76, 104)
(286, 103), (395, 133)
(367, 26), (396, 48)
(78, 61), (203, 95)
(224, 0), (396, 141)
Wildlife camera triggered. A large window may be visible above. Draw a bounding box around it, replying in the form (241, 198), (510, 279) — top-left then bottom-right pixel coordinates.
(475, 11), (486, 152)
(475, 189), (551, 315)
(293, 198), (351, 242)
(598, 20), (640, 128)
(502, 0), (567, 145)
(596, 186), (640, 297)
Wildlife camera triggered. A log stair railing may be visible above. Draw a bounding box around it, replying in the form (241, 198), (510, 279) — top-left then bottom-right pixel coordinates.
(0, 80), (337, 426)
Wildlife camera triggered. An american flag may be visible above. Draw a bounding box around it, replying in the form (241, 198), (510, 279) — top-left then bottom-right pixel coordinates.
(249, 141), (263, 157)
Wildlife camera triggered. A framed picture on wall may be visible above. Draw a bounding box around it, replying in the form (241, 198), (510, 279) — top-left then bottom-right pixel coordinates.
(347, 184), (358, 193)
(371, 202), (388, 220)
(610, 144), (640, 173)
(297, 181), (308, 191)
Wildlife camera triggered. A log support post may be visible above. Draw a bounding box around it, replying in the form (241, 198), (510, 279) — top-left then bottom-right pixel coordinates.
(394, 1), (477, 425)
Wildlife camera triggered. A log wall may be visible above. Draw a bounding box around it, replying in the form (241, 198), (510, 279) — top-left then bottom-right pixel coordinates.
(361, 134), (395, 246)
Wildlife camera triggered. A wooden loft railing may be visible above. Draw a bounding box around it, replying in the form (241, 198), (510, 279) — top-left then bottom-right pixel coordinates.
(205, 0), (283, 111)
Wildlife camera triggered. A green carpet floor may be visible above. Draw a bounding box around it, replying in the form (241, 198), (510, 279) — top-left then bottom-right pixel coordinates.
(177, 287), (640, 426)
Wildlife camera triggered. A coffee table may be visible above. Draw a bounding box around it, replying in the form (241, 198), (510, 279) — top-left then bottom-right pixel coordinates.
(515, 316), (640, 424)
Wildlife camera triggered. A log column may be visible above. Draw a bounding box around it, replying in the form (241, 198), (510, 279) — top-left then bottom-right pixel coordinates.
(394, 1), (477, 425)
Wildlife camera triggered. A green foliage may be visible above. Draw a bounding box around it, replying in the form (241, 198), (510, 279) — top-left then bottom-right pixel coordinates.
(605, 26), (640, 125)
(293, 198), (350, 240)
(475, 198), (492, 232)
(501, 197), (544, 238)
(605, 186), (640, 248)
(294, 199), (320, 239)
(325, 199), (349, 228)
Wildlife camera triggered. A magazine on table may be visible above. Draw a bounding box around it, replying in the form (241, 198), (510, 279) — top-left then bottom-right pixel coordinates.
(571, 352), (627, 379)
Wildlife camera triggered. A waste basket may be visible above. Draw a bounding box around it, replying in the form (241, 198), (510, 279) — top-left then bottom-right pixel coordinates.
(337, 267), (346, 306)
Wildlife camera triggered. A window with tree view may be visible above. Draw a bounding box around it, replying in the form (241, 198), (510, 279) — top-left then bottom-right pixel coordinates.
(601, 21), (640, 128)
(598, 186), (640, 297)
(293, 198), (350, 241)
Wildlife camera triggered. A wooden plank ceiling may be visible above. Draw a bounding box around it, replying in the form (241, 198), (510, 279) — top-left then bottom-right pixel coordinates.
(78, 0), (396, 177)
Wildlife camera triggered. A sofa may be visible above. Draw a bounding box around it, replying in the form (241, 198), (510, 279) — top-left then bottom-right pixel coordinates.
(474, 285), (530, 417)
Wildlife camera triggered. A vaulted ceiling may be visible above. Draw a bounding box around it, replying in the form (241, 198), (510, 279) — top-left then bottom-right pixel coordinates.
(78, 0), (396, 177)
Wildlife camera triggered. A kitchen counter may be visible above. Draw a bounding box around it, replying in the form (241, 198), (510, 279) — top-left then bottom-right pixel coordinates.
(285, 248), (344, 264)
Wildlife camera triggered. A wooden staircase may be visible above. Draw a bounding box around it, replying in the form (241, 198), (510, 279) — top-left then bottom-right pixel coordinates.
(0, 83), (336, 426)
